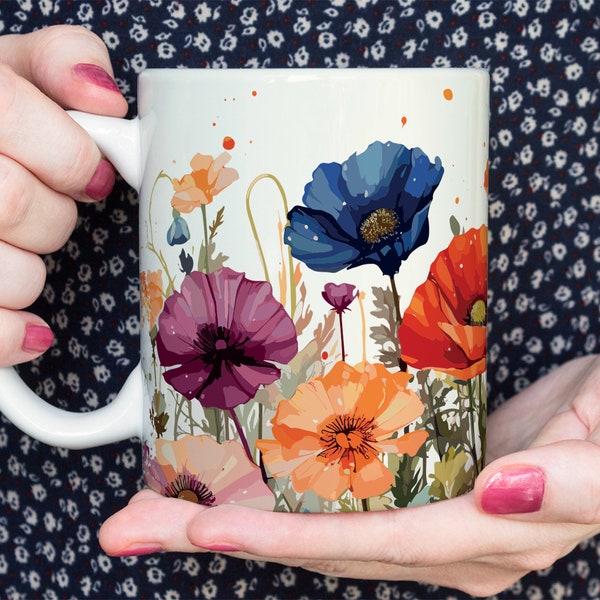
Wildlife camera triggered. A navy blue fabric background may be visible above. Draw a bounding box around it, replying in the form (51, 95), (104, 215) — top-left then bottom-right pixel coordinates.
(1, 1), (599, 598)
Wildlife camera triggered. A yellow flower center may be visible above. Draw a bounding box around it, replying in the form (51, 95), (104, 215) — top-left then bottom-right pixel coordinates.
(359, 208), (399, 244)
(468, 299), (487, 326)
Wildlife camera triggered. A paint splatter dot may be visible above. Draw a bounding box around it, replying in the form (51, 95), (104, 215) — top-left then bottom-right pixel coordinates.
(252, 90), (257, 97)
(455, 196), (460, 204)
(401, 116), (407, 127)
(223, 136), (235, 150)
(443, 88), (454, 101)
(322, 351), (328, 360)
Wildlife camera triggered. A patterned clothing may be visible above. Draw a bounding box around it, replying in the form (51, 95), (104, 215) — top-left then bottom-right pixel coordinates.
(0, 1), (598, 598)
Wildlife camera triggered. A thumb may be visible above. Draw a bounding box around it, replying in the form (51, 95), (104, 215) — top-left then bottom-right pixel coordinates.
(0, 25), (127, 116)
(476, 440), (600, 526)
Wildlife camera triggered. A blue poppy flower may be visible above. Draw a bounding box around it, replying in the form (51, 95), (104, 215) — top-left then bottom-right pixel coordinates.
(166, 215), (190, 246)
(284, 141), (444, 277)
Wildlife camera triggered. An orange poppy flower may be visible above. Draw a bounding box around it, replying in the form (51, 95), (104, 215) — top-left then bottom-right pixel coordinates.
(140, 269), (164, 330)
(256, 361), (428, 501)
(171, 152), (239, 213)
(398, 225), (487, 379)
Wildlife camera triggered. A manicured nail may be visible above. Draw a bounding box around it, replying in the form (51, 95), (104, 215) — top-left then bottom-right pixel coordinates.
(481, 466), (545, 515)
(85, 159), (116, 201)
(23, 324), (54, 354)
(73, 63), (121, 93)
(113, 543), (164, 557)
(199, 543), (240, 553)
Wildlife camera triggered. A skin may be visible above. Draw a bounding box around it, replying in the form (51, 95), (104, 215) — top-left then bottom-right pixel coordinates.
(2, 26), (599, 598)
(0, 25), (127, 366)
(98, 354), (600, 596)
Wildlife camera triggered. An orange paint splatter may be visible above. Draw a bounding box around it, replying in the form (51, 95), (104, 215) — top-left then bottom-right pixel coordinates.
(443, 88), (454, 101)
(252, 90), (257, 97)
(401, 116), (407, 127)
(455, 196), (460, 204)
(223, 136), (235, 150)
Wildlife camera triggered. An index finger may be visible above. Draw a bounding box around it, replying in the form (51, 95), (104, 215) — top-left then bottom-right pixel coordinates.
(0, 63), (105, 201)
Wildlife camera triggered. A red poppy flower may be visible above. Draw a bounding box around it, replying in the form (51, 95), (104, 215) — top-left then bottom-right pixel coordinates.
(398, 226), (487, 379)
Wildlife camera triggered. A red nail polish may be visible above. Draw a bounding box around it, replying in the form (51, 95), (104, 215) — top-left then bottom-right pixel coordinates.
(481, 466), (545, 515)
(73, 63), (121, 93)
(113, 543), (163, 557)
(85, 159), (116, 201)
(23, 324), (54, 354)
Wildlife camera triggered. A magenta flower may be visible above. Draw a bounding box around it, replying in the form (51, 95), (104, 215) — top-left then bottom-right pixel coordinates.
(322, 282), (358, 314)
(322, 282), (359, 362)
(156, 267), (298, 410)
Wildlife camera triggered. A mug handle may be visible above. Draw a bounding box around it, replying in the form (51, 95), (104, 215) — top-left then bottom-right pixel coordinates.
(0, 111), (144, 449)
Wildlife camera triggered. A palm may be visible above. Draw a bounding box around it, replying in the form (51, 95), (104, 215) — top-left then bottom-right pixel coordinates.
(100, 355), (600, 596)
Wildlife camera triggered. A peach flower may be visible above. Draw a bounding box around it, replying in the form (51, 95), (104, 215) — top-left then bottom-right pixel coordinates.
(256, 361), (428, 501)
(171, 152), (239, 213)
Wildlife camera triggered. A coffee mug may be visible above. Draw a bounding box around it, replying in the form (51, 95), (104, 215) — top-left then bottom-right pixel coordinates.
(0, 69), (489, 512)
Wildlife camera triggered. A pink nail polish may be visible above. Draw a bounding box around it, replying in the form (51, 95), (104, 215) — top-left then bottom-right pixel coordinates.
(85, 159), (116, 201)
(199, 543), (240, 553)
(481, 466), (545, 515)
(73, 63), (121, 93)
(113, 543), (163, 557)
(23, 325), (54, 354)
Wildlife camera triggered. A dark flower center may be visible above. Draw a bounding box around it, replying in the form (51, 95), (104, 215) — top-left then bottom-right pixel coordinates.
(359, 208), (399, 244)
(318, 414), (377, 470)
(195, 325), (247, 367)
(163, 473), (216, 505)
(467, 298), (487, 326)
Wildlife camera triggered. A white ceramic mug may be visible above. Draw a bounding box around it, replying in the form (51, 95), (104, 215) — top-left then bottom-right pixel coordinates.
(0, 69), (489, 512)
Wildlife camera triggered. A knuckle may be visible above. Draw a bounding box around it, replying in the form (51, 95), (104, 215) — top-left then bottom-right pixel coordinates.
(0, 62), (19, 116)
(29, 25), (108, 68)
(0, 159), (29, 234)
(0, 311), (21, 367)
(20, 256), (47, 309)
(53, 134), (98, 194)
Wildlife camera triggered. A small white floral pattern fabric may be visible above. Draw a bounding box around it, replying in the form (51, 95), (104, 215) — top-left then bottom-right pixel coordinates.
(0, 1), (598, 598)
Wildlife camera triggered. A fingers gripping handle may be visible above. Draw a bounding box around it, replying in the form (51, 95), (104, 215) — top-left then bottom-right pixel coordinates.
(0, 112), (144, 448)
(68, 110), (143, 190)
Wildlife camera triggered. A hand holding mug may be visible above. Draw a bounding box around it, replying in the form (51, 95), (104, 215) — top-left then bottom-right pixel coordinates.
(99, 354), (600, 597)
(0, 26), (127, 367)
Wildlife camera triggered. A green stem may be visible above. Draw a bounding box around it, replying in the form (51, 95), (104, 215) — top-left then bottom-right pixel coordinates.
(389, 274), (407, 371)
(468, 379), (480, 475)
(246, 174), (296, 317)
(173, 394), (186, 440)
(147, 171), (176, 293)
(200, 204), (210, 274)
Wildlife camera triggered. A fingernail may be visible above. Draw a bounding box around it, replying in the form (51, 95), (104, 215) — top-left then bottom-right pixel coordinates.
(73, 63), (121, 93)
(113, 543), (164, 557)
(85, 159), (116, 201)
(481, 466), (545, 515)
(23, 324), (54, 354)
(198, 543), (240, 553)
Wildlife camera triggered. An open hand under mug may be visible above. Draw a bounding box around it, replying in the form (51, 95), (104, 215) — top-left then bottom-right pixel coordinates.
(0, 69), (489, 512)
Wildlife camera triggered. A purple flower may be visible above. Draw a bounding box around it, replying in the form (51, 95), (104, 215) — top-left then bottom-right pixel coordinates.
(322, 282), (358, 314)
(156, 267), (298, 409)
